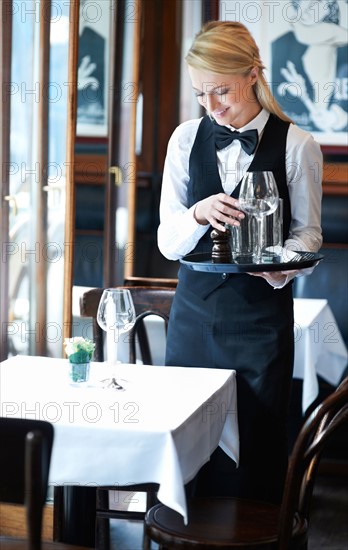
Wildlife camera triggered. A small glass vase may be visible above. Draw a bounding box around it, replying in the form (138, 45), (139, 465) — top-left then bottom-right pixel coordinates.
(69, 361), (90, 384)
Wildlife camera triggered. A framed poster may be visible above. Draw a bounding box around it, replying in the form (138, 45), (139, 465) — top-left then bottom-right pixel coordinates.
(220, 0), (348, 148)
(76, 0), (111, 137)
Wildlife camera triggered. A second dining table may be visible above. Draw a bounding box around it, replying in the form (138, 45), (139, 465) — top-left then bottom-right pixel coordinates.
(112, 297), (348, 414)
(0, 354), (239, 543)
(293, 298), (348, 413)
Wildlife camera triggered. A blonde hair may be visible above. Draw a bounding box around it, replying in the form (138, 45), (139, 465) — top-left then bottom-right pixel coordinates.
(186, 21), (292, 123)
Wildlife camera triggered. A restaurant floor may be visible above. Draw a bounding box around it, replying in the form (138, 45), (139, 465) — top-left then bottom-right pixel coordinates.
(109, 473), (348, 550)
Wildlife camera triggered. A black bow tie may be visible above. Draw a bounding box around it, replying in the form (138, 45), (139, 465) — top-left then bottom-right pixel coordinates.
(214, 125), (258, 155)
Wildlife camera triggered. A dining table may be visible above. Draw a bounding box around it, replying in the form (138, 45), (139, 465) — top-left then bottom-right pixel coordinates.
(0, 354), (239, 544)
(111, 297), (347, 415)
(293, 298), (348, 413)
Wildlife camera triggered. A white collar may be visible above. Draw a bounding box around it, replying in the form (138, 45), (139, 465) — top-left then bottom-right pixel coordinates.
(228, 108), (269, 135)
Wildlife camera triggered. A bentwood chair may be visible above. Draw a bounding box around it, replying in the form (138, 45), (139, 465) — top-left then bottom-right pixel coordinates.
(145, 377), (348, 550)
(79, 284), (176, 364)
(0, 417), (89, 550)
(54, 284), (176, 549)
(86, 285), (176, 549)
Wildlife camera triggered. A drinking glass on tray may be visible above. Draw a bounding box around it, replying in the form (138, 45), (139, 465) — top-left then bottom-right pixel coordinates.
(238, 171), (279, 264)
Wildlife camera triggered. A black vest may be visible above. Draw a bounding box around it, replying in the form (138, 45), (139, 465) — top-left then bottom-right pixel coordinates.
(178, 114), (291, 298)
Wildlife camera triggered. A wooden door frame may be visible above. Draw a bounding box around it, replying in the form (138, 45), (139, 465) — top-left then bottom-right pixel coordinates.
(35, 0), (51, 356)
(125, 0), (142, 281)
(63, 0), (80, 342)
(105, 0), (142, 285)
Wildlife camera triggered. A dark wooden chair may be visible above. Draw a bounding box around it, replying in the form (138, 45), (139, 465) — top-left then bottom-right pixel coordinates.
(145, 376), (348, 549)
(54, 284), (176, 549)
(79, 285), (176, 364)
(0, 417), (89, 550)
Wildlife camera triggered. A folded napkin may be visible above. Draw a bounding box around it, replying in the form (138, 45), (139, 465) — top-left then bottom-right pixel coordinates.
(266, 245), (300, 263)
(281, 246), (300, 263)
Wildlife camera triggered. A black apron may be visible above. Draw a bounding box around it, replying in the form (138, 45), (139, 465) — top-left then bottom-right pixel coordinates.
(166, 114), (295, 504)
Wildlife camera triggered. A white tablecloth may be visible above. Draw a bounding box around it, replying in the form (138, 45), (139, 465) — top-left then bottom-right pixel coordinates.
(293, 298), (347, 413)
(120, 299), (347, 414)
(0, 355), (239, 523)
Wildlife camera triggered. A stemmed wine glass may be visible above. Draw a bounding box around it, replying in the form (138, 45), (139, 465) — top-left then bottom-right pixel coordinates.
(96, 288), (136, 389)
(238, 171), (279, 263)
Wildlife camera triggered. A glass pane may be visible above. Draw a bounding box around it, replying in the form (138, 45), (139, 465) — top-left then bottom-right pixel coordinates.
(8, 1), (37, 355)
(46, 3), (70, 357)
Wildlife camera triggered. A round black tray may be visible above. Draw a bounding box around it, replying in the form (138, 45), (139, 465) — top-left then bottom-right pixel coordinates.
(180, 251), (324, 273)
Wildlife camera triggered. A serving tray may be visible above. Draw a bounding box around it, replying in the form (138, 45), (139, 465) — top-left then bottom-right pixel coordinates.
(180, 251), (324, 273)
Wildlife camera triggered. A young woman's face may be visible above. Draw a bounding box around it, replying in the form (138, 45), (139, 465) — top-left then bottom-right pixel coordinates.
(188, 66), (261, 128)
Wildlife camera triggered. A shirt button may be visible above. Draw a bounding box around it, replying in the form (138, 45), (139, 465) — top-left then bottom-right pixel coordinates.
(222, 273), (227, 280)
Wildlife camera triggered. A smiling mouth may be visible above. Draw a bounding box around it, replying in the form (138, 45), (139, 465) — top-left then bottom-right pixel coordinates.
(213, 108), (229, 117)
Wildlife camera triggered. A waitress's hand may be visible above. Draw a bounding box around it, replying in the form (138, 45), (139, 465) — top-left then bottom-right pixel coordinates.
(194, 193), (245, 231)
(248, 270), (299, 288)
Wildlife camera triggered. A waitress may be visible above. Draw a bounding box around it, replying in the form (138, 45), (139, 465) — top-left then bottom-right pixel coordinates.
(158, 21), (323, 504)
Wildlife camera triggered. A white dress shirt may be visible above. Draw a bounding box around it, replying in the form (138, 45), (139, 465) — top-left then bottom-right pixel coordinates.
(158, 109), (323, 263)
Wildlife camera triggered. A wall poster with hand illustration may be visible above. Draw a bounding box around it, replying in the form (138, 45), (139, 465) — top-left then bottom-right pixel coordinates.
(77, 0), (111, 137)
(222, 0), (348, 147)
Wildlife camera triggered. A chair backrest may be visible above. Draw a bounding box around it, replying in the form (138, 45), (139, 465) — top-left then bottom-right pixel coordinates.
(0, 417), (54, 550)
(124, 276), (178, 288)
(278, 376), (348, 547)
(79, 285), (176, 363)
